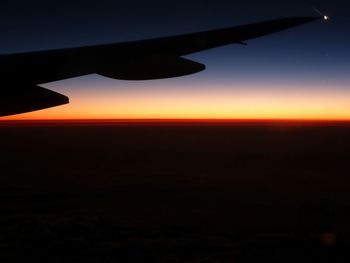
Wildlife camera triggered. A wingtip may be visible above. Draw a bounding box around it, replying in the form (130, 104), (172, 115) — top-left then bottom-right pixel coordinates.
(291, 16), (328, 25)
(306, 15), (331, 21)
(312, 15), (330, 21)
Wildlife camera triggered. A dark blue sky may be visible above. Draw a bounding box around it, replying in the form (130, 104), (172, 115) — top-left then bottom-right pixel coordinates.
(0, 1), (345, 50)
(1, 0), (349, 119)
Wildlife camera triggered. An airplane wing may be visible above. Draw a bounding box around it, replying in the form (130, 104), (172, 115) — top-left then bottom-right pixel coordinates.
(0, 16), (322, 117)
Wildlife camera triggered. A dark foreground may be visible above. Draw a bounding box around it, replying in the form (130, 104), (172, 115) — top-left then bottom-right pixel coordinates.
(1, 120), (350, 262)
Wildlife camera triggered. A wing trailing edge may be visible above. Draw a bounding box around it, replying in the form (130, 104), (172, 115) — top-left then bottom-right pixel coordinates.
(0, 85), (69, 117)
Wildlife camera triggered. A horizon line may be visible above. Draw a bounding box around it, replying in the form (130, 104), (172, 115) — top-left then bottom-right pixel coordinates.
(2, 118), (350, 126)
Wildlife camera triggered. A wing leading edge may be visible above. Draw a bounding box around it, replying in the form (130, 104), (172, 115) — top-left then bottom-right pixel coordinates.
(0, 16), (322, 117)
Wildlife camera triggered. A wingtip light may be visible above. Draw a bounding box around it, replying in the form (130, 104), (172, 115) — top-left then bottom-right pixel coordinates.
(324, 15), (330, 20)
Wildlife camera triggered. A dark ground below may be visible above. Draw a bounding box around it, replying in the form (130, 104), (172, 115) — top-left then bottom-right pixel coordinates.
(0, 121), (350, 262)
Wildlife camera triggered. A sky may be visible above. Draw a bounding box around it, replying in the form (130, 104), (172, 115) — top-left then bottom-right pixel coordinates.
(1, 0), (349, 120)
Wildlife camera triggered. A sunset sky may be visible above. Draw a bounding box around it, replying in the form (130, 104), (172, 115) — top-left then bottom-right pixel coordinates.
(0, 0), (348, 120)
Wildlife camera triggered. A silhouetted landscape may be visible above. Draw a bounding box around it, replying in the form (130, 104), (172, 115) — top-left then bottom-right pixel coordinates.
(0, 120), (350, 262)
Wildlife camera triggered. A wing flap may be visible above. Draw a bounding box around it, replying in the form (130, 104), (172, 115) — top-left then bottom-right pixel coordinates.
(0, 85), (69, 117)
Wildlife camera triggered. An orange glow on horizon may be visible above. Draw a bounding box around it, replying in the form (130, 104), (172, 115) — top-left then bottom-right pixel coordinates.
(2, 81), (350, 121)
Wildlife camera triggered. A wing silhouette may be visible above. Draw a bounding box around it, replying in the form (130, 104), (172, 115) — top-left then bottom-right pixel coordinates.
(0, 16), (321, 116)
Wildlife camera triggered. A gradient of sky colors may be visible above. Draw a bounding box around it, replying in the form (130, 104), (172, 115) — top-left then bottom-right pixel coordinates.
(0, 0), (348, 120)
